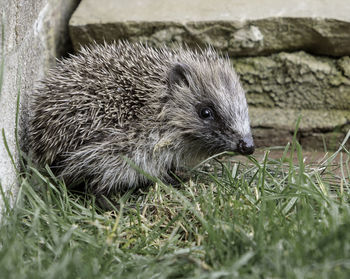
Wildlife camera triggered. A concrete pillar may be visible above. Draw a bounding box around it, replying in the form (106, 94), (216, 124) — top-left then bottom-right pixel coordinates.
(0, 0), (79, 210)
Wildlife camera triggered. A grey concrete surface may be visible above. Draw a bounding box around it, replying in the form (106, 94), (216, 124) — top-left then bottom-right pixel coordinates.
(70, 0), (350, 23)
(0, 0), (79, 209)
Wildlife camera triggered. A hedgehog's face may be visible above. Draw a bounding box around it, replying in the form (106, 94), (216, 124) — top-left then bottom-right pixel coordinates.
(167, 62), (254, 156)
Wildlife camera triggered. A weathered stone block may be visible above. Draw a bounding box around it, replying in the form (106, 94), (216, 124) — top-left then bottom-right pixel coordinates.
(249, 108), (350, 149)
(234, 52), (350, 110)
(69, 0), (350, 57)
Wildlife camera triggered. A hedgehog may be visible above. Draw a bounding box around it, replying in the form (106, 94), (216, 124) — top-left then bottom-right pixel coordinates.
(30, 41), (254, 196)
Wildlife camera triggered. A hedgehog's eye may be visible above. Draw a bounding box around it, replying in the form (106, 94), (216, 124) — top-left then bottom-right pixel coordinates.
(199, 107), (214, 120)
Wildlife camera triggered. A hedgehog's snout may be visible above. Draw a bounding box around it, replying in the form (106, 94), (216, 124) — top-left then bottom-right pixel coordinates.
(237, 136), (255, 155)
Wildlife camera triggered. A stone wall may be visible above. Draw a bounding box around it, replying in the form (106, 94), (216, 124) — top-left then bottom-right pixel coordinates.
(0, 0), (79, 207)
(69, 0), (350, 150)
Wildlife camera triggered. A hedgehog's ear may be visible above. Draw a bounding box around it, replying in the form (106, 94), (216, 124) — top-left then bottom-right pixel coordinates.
(168, 63), (191, 88)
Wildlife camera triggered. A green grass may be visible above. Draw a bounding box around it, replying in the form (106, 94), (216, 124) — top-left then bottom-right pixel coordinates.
(0, 132), (350, 279)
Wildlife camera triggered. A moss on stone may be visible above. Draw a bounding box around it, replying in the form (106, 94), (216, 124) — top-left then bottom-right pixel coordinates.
(233, 52), (350, 111)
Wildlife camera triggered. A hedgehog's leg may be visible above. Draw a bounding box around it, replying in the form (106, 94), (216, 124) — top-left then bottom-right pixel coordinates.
(164, 167), (192, 188)
(95, 194), (120, 211)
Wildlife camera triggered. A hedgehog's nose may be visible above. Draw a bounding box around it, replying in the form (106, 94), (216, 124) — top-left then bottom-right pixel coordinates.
(237, 136), (255, 155)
